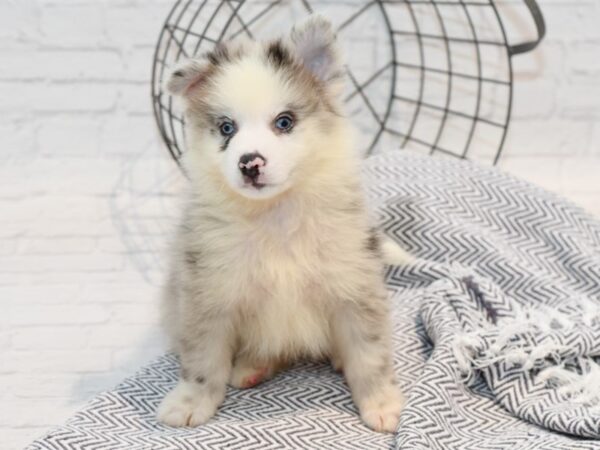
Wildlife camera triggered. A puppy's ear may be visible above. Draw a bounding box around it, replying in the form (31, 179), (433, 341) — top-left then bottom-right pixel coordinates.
(290, 15), (342, 84)
(165, 58), (211, 97)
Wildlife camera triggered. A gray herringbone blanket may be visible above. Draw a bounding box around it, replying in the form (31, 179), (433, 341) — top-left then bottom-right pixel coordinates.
(28, 152), (600, 449)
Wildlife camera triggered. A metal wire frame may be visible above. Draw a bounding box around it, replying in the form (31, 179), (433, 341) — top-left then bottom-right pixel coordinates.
(151, 0), (545, 167)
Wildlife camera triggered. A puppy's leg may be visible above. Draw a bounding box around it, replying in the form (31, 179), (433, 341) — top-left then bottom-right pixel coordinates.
(330, 351), (344, 373)
(229, 354), (277, 389)
(332, 290), (404, 433)
(157, 315), (233, 427)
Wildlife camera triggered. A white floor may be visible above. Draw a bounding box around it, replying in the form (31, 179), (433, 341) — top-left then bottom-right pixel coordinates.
(0, 147), (597, 450)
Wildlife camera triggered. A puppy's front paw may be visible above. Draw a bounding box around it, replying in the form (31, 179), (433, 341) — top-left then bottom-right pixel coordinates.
(157, 381), (219, 427)
(359, 384), (405, 433)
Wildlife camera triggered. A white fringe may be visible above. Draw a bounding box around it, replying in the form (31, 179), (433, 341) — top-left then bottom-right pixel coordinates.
(452, 299), (600, 406)
(538, 358), (600, 407)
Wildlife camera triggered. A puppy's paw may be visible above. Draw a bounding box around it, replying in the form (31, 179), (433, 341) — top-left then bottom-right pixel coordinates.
(157, 381), (219, 427)
(359, 384), (405, 433)
(229, 362), (273, 389)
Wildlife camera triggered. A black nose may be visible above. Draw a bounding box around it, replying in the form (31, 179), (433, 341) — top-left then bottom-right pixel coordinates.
(238, 152), (266, 180)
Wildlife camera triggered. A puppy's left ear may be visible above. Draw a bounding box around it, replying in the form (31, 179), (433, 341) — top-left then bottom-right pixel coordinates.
(290, 15), (342, 85)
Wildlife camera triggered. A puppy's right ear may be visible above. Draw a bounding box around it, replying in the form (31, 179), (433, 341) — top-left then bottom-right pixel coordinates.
(165, 58), (210, 97)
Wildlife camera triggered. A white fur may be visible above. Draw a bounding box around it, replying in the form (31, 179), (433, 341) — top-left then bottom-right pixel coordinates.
(157, 16), (405, 433)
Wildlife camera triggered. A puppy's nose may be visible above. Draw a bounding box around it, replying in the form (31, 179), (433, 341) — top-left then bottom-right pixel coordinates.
(238, 152), (266, 180)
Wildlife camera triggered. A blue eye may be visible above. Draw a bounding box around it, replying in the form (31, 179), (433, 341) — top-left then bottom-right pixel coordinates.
(274, 114), (294, 132)
(219, 121), (236, 136)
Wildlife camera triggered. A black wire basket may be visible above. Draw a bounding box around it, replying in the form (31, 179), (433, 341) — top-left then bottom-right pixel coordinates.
(151, 0), (545, 166)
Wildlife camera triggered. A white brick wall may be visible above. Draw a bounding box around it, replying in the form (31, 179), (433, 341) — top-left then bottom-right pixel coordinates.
(500, 1), (600, 216)
(1, 1), (599, 448)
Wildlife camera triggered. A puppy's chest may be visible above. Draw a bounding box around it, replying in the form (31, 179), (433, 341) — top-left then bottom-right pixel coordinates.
(222, 216), (334, 357)
(227, 216), (325, 299)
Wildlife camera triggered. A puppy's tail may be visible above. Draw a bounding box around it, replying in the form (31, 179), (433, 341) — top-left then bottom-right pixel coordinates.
(381, 238), (415, 266)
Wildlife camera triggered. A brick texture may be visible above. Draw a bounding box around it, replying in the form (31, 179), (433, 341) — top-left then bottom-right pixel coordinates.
(1, 1), (599, 449)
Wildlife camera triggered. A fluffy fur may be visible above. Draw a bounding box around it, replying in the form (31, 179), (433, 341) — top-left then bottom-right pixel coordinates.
(158, 16), (405, 433)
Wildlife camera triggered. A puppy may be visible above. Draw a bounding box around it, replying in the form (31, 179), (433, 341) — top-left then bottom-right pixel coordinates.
(157, 16), (405, 433)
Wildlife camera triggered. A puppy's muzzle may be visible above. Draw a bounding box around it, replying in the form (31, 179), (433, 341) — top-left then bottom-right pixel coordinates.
(238, 152), (266, 181)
